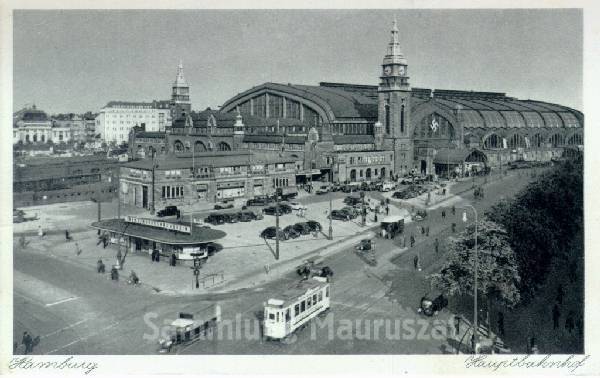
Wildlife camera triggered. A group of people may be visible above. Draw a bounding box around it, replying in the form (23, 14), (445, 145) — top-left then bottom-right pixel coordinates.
(18, 331), (39, 354)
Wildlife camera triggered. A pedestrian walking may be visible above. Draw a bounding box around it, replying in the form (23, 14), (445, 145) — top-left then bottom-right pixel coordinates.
(441, 210), (446, 219)
(381, 228), (387, 239)
(454, 316), (461, 337)
(265, 264), (271, 275)
(111, 266), (119, 281)
(565, 311), (575, 333)
(556, 284), (564, 305)
(497, 311), (505, 337)
(37, 225), (44, 238)
(65, 230), (71, 241)
(410, 234), (415, 248)
(552, 304), (561, 330)
(452, 205), (456, 216)
(374, 213), (378, 222)
(426, 226), (430, 237)
(421, 226), (425, 235)
(413, 255), (419, 271)
(434, 238), (439, 254)
(97, 259), (105, 273)
(22, 332), (32, 354)
(385, 206), (389, 216)
(451, 222), (456, 233)
(116, 249), (122, 265)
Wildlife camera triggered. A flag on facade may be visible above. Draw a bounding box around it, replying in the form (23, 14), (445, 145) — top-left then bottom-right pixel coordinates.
(430, 117), (439, 132)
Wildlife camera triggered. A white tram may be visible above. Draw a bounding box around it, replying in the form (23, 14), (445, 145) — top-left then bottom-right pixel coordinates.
(263, 276), (330, 340)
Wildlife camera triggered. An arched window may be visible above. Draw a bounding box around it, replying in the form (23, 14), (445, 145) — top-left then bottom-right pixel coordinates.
(567, 133), (583, 146)
(173, 140), (184, 153)
(195, 141), (207, 152)
(385, 103), (390, 134)
(380, 167), (386, 178)
(366, 168), (372, 179)
(217, 142), (231, 151)
(507, 134), (526, 149)
(531, 134), (544, 148)
(400, 104), (405, 134)
(548, 133), (565, 147)
(350, 169), (356, 181)
(25, 134), (30, 142)
(41, 134), (45, 142)
(482, 133), (502, 149)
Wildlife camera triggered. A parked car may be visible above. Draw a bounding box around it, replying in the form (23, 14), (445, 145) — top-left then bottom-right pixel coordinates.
(279, 203), (292, 214)
(380, 181), (396, 192)
(214, 202), (234, 210)
(329, 210), (351, 221)
(341, 183), (360, 193)
(292, 222), (311, 235)
(204, 213), (225, 225)
(224, 213), (239, 223)
(341, 206), (359, 218)
(418, 293), (448, 316)
(237, 211), (255, 222)
(288, 202), (307, 211)
(344, 196), (361, 206)
(283, 225), (300, 239)
(260, 226), (288, 240)
(246, 196), (272, 207)
(263, 206), (282, 216)
(315, 185), (330, 195)
(157, 205), (178, 217)
(306, 220), (322, 232)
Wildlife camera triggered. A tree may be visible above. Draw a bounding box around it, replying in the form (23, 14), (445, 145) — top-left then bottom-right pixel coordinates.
(486, 159), (583, 299)
(430, 220), (521, 329)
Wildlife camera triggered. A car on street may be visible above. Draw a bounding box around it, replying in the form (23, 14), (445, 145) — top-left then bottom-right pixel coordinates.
(341, 183), (360, 193)
(214, 202), (234, 210)
(288, 202), (307, 211)
(379, 181), (396, 192)
(329, 210), (351, 221)
(204, 213), (226, 225)
(224, 213), (239, 223)
(260, 226), (288, 240)
(237, 211), (256, 222)
(306, 220), (322, 232)
(246, 196), (273, 207)
(292, 222), (311, 235)
(283, 225), (300, 239)
(157, 205), (178, 217)
(315, 184), (330, 195)
(341, 206), (359, 218)
(343, 196), (361, 206)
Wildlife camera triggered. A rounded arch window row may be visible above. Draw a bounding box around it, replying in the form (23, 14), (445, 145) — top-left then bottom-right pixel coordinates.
(173, 139), (231, 153)
(482, 132), (583, 149)
(456, 109), (581, 129)
(234, 93), (324, 128)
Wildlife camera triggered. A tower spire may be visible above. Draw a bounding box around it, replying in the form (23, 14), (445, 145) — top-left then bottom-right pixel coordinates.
(384, 19), (406, 65)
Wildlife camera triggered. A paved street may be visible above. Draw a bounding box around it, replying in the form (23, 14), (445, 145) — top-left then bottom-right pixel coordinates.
(13, 168), (544, 354)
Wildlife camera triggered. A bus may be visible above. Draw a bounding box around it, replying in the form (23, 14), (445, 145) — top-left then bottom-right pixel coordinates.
(263, 277), (330, 340)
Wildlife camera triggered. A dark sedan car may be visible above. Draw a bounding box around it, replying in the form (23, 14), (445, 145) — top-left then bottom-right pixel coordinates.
(329, 210), (351, 221)
(260, 227), (288, 240)
(292, 222), (311, 235)
(214, 202), (234, 210)
(204, 213), (225, 225)
(283, 225), (300, 239)
(246, 196), (272, 207)
(157, 205), (178, 217)
(343, 196), (361, 206)
(306, 220), (322, 232)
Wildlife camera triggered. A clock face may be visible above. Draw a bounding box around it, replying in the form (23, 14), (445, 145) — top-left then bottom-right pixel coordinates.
(398, 66), (405, 75)
(383, 66), (392, 76)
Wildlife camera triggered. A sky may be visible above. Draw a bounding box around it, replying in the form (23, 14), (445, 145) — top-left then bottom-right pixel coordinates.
(13, 9), (583, 114)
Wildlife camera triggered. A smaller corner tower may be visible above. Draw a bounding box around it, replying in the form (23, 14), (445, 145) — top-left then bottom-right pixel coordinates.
(170, 60), (192, 121)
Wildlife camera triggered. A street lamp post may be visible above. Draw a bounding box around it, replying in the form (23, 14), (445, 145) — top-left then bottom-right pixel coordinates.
(360, 191), (366, 226)
(328, 158), (334, 240)
(275, 187), (282, 260)
(150, 150), (156, 214)
(462, 204), (479, 353)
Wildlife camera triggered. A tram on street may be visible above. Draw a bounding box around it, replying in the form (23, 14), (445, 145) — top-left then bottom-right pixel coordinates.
(263, 277), (330, 340)
(158, 304), (221, 353)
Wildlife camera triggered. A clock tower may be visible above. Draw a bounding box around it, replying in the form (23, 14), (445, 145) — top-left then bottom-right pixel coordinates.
(378, 19), (412, 176)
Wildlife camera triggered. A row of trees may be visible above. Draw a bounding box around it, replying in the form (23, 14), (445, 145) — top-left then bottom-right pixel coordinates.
(431, 157), (583, 324)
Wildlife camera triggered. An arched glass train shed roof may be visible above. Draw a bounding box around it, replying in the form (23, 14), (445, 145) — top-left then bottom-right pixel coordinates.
(220, 82), (583, 130)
